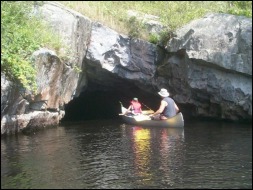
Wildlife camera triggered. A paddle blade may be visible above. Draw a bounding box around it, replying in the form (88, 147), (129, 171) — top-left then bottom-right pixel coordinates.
(142, 110), (154, 115)
(121, 106), (128, 114)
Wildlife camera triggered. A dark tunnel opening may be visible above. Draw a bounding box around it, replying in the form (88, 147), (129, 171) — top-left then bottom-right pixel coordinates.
(60, 65), (194, 123)
(61, 85), (161, 122)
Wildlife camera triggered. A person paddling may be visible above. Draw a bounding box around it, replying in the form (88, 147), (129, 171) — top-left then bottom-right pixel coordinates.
(149, 88), (179, 120)
(125, 97), (142, 116)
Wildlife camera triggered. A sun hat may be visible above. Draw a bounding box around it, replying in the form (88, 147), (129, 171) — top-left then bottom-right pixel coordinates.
(158, 88), (170, 97)
(133, 97), (138, 101)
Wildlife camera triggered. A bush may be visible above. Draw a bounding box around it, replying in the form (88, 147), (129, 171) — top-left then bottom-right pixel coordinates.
(1, 1), (62, 93)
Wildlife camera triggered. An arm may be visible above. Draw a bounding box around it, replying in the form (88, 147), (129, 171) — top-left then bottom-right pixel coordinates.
(123, 105), (132, 115)
(127, 105), (132, 112)
(150, 100), (167, 116)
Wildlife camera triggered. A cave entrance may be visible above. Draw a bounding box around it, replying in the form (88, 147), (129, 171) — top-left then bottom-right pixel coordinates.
(61, 81), (160, 122)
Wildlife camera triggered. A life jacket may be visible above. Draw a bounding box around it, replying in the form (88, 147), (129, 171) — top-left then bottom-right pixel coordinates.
(130, 101), (142, 113)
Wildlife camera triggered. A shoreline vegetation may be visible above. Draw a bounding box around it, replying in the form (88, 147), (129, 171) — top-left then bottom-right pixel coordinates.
(1, 1), (62, 93)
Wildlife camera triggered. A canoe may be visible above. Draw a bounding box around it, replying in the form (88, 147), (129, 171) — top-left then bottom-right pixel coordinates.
(119, 103), (184, 128)
(120, 112), (184, 128)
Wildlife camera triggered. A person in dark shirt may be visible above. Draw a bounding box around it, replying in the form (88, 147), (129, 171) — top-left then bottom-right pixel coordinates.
(149, 88), (179, 120)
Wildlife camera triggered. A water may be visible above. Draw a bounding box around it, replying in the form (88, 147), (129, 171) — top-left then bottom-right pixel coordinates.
(1, 119), (252, 189)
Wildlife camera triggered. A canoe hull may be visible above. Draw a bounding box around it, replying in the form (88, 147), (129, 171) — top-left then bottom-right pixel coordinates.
(120, 112), (184, 128)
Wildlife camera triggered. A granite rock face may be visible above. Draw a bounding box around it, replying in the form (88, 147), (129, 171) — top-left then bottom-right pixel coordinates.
(166, 13), (252, 120)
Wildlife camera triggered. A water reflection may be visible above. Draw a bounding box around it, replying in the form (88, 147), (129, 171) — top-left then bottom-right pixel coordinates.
(132, 126), (151, 180)
(122, 125), (185, 187)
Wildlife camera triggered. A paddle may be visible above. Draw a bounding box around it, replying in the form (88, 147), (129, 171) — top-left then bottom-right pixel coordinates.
(119, 101), (128, 115)
(141, 102), (154, 115)
(142, 110), (154, 115)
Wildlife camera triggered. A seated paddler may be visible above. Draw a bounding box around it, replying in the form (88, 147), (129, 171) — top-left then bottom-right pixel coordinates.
(125, 97), (142, 116)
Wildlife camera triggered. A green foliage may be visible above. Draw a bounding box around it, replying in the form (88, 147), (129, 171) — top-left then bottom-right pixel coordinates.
(147, 29), (176, 45)
(1, 2), (36, 92)
(1, 1), (62, 94)
(227, 1), (252, 17)
(159, 30), (175, 46)
(148, 33), (160, 44)
(125, 16), (145, 39)
(73, 65), (82, 73)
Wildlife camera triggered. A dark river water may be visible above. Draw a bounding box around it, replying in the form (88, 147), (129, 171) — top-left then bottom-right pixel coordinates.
(1, 119), (252, 189)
